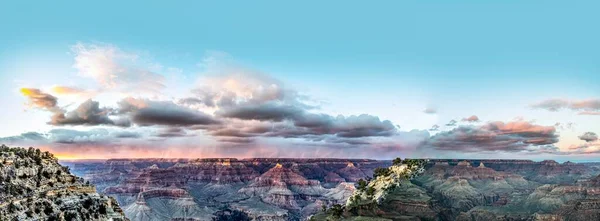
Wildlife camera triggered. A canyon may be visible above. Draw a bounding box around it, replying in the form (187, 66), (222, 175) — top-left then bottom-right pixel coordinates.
(61, 158), (600, 221)
(62, 158), (389, 221)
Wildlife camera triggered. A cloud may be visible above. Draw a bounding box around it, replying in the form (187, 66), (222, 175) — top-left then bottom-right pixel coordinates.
(178, 97), (208, 106)
(296, 114), (397, 138)
(445, 119), (457, 126)
(461, 115), (480, 122)
(571, 99), (600, 110)
(530, 99), (570, 111)
(9, 49), (450, 159)
(154, 128), (191, 138)
(118, 97), (220, 126)
(0, 129), (122, 145)
(112, 131), (141, 138)
(531, 98), (600, 115)
(187, 65), (397, 143)
(0, 127), (429, 159)
(50, 85), (96, 97)
(217, 137), (254, 144)
(423, 107), (437, 114)
(20, 88), (59, 111)
(554, 122), (575, 130)
(578, 111), (600, 115)
(0, 132), (46, 144)
(20, 88), (128, 127)
(429, 124), (440, 131)
(50, 99), (129, 127)
(579, 132), (598, 142)
(206, 113), (398, 145)
(419, 120), (559, 153)
(71, 43), (165, 94)
(217, 102), (304, 121)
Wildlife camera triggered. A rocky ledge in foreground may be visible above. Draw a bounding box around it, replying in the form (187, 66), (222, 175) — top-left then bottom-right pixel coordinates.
(0, 145), (128, 221)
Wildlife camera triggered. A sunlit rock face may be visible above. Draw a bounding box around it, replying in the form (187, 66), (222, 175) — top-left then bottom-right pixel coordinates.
(0, 146), (128, 220)
(239, 163), (327, 209)
(63, 158), (390, 221)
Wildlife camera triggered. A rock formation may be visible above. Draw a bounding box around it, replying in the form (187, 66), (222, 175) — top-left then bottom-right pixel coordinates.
(64, 158), (387, 220)
(0, 145), (128, 220)
(64, 157), (600, 221)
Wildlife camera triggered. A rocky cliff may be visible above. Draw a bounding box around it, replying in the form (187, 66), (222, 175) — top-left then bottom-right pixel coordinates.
(0, 145), (128, 221)
(315, 159), (600, 221)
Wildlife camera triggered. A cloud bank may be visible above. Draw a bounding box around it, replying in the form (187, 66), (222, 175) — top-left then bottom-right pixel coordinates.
(532, 98), (600, 115)
(419, 120), (559, 153)
(6, 43), (598, 159)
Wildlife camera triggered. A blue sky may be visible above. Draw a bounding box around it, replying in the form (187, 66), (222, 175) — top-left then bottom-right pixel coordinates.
(0, 1), (598, 160)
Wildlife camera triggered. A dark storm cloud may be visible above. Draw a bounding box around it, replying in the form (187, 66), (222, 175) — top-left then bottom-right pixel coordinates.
(217, 137), (254, 144)
(579, 132), (598, 142)
(292, 113), (397, 138)
(131, 108), (218, 126)
(112, 131), (141, 138)
(154, 128), (191, 137)
(209, 128), (257, 138)
(461, 115), (480, 122)
(119, 98), (220, 126)
(531, 98), (600, 115)
(205, 113), (398, 145)
(328, 115), (396, 137)
(419, 120), (559, 153)
(216, 102), (304, 121)
(50, 99), (129, 127)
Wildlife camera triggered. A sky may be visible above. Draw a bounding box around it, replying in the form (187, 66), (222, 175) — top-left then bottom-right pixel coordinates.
(0, 0), (598, 161)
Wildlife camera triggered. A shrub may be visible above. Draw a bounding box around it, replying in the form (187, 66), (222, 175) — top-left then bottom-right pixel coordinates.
(330, 204), (344, 217)
(357, 179), (368, 191)
(212, 209), (251, 221)
(366, 186), (376, 196)
(373, 167), (391, 179)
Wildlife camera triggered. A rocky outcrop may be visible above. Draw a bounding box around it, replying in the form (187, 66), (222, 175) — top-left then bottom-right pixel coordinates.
(0, 145), (128, 220)
(336, 162), (369, 182)
(520, 175), (600, 221)
(325, 182), (356, 204)
(172, 158), (260, 184)
(123, 193), (167, 221)
(379, 181), (438, 220)
(413, 160), (535, 217)
(239, 163), (327, 209)
(124, 188), (215, 221)
(446, 159), (594, 184)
